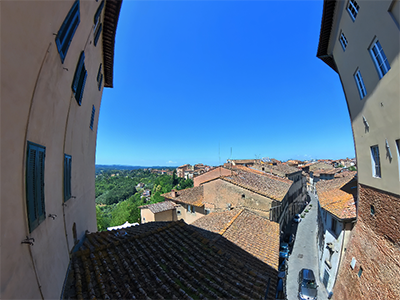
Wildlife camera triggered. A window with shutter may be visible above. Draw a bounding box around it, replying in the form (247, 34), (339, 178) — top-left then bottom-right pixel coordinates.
(72, 51), (87, 106)
(97, 64), (103, 91)
(90, 106), (95, 130)
(55, 0), (80, 63)
(93, 1), (104, 47)
(26, 142), (46, 232)
(64, 154), (72, 201)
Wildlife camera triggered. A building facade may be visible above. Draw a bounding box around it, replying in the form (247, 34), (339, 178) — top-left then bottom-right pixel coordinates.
(317, 0), (400, 298)
(315, 175), (357, 295)
(1, 1), (121, 298)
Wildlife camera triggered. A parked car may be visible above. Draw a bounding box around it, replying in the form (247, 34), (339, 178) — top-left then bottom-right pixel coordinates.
(283, 233), (295, 248)
(278, 258), (287, 272)
(275, 278), (284, 300)
(298, 269), (318, 300)
(279, 242), (289, 259)
(293, 214), (301, 223)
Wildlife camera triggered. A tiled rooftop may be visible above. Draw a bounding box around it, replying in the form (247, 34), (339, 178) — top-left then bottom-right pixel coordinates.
(162, 186), (204, 206)
(313, 168), (341, 176)
(316, 174), (357, 220)
(254, 163), (300, 178)
(192, 208), (280, 270)
(139, 201), (178, 214)
(63, 221), (278, 299)
(222, 169), (292, 202)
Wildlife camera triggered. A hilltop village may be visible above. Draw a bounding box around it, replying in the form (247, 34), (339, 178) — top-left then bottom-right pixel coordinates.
(82, 157), (358, 299)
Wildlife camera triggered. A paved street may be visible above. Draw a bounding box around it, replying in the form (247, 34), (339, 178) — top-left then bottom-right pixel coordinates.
(285, 192), (329, 300)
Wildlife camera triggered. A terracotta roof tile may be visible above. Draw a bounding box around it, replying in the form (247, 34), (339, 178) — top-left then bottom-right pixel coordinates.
(63, 221), (278, 299)
(316, 174), (357, 220)
(139, 201), (178, 214)
(221, 169), (292, 202)
(162, 186), (204, 206)
(193, 209), (280, 270)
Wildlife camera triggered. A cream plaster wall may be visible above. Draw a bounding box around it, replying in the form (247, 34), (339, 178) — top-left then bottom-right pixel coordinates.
(141, 208), (156, 223)
(329, 0), (400, 195)
(1, 1), (107, 298)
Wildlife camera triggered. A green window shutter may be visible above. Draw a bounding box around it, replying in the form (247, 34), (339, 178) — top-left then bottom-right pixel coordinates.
(72, 51), (87, 106)
(37, 148), (46, 223)
(26, 142), (46, 232)
(94, 0), (105, 24)
(90, 105), (95, 130)
(26, 145), (38, 231)
(55, 0), (80, 63)
(64, 154), (72, 201)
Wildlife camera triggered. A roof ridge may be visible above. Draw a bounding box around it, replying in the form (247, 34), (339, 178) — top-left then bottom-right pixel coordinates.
(219, 209), (244, 236)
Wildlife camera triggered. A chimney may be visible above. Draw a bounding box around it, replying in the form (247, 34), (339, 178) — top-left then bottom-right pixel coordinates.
(171, 190), (177, 197)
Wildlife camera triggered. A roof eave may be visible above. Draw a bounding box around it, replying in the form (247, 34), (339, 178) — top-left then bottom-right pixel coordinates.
(103, 0), (123, 88)
(316, 0), (338, 73)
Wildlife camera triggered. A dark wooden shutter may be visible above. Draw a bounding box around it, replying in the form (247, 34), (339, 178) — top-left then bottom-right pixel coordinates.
(55, 0), (80, 63)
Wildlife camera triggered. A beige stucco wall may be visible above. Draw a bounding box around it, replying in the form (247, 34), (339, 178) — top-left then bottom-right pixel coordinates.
(1, 1), (106, 298)
(141, 208), (156, 223)
(202, 179), (274, 217)
(176, 203), (206, 224)
(154, 209), (177, 222)
(329, 0), (400, 195)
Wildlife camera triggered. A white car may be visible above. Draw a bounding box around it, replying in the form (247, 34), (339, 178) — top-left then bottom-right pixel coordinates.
(293, 214), (301, 223)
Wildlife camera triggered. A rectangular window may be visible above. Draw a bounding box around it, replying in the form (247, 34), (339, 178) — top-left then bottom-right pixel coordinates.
(370, 145), (381, 178)
(331, 217), (337, 234)
(323, 269), (330, 288)
(72, 51), (87, 106)
(97, 64), (103, 91)
(93, 1), (104, 47)
(64, 154), (72, 201)
(26, 142), (46, 232)
(370, 40), (391, 79)
(339, 32), (348, 51)
(347, 0), (359, 21)
(56, 0), (80, 63)
(90, 105), (95, 130)
(354, 70), (367, 99)
(187, 205), (191, 213)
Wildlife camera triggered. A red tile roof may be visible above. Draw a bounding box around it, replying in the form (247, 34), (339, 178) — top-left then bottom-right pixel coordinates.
(64, 221), (278, 299)
(192, 209), (280, 270)
(316, 174), (357, 220)
(221, 169), (292, 202)
(162, 186), (204, 206)
(139, 201), (178, 214)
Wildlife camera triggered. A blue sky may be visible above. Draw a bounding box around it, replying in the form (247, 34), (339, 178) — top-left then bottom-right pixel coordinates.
(96, 0), (355, 167)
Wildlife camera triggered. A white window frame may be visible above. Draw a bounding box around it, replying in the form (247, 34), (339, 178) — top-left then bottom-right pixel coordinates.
(347, 0), (359, 21)
(339, 32), (348, 51)
(369, 39), (391, 79)
(354, 69), (367, 99)
(370, 145), (381, 178)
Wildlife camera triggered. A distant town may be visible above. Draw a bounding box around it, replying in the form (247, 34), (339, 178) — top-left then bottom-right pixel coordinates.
(93, 157), (357, 299)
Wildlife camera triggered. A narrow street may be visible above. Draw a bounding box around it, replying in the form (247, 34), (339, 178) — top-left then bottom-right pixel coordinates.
(285, 192), (329, 300)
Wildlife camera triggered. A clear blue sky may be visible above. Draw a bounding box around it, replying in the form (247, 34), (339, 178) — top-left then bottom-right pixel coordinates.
(96, 0), (355, 167)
